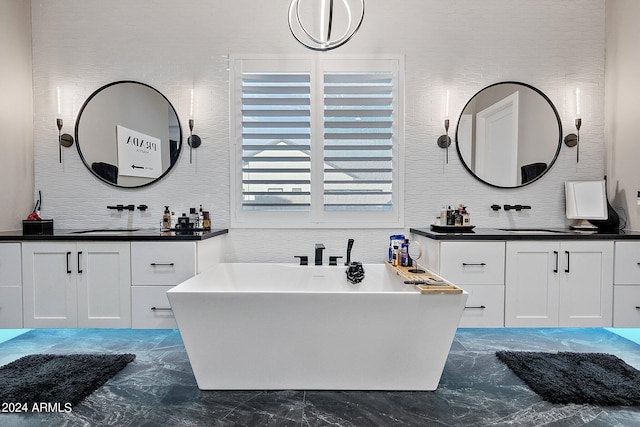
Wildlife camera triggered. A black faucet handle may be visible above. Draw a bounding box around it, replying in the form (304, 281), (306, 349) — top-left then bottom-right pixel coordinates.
(294, 255), (308, 266)
(329, 256), (343, 266)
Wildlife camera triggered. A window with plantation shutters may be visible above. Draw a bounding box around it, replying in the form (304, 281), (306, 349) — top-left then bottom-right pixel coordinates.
(240, 72), (312, 211)
(323, 72), (394, 212)
(231, 55), (404, 228)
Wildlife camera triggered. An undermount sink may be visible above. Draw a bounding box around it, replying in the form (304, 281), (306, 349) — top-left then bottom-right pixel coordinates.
(498, 228), (565, 234)
(71, 228), (140, 235)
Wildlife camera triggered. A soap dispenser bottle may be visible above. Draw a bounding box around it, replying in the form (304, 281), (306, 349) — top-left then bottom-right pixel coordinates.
(162, 206), (171, 230)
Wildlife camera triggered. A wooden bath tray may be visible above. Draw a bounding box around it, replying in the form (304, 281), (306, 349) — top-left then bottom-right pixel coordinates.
(385, 262), (463, 294)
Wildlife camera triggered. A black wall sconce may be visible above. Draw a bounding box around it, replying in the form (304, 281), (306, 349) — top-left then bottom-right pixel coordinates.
(187, 89), (201, 164)
(564, 87), (581, 162)
(437, 119), (452, 164)
(564, 118), (582, 162)
(56, 87), (74, 163)
(188, 119), (201, 164)
(56, 118), (74, 163)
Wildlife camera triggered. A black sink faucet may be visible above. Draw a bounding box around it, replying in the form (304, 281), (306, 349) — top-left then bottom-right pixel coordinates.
(315, 243), (325, 265)
(504, 204), (532, 211)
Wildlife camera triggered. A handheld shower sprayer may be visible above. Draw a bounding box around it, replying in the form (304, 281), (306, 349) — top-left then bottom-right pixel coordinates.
(345, 239), (354, 265)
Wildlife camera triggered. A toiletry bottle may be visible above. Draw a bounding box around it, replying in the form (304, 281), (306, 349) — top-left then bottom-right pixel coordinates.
(462, 206), (470, 226)
(446, 206), (454, 225)
(440, 206), (447, 225)
(162, 206), (171, 230)
(178, 213), (190, 230)
(388, 235), (396, 262)
(189, 208), (198, 229)
(199, 205), (204, 228)
(203, 211), (211, 230)
(400, 239), (409, 267)
(392, 245), (399, 266)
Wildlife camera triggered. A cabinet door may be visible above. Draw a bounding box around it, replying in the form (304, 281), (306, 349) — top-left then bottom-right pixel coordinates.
(613, 241), (640, 284)
(439, 242), (505, 285)
(0, 243), (22, 286)
(77, 242), (131, 328)
(0, 287), (22, 328)
(613, 286), (640, 327)
(131, 286), (177, 329)
(131, 242), (196, 286)
(505, 241), (559, 327)
(458, 284), (505, 328)
(22, 242), (77, 328)
(0, 243), (22, 327)
(559, 241), (613, 327)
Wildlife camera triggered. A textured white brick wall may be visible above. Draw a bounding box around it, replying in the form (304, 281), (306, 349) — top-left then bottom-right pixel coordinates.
(31, 0), (605, 263)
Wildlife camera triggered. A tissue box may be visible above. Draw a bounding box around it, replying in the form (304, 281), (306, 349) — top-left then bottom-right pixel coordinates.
(22, 219), (54, 235)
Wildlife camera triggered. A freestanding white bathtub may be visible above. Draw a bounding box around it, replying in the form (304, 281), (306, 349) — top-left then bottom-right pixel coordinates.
(167, 263), (467, 390)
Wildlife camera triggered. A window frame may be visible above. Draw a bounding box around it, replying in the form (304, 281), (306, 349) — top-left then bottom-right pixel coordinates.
(230, 54), (405, 229)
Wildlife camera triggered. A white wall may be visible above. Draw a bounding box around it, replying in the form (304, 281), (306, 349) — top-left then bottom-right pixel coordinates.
(606, 0), (640, 230)
(30, 0), (606, 262)
(0, 0), (33, 232)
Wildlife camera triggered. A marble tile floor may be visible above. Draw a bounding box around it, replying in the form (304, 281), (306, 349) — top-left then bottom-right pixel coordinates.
(0, 328), (639, 426)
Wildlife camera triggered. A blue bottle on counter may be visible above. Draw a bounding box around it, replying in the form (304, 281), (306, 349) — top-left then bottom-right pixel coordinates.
(388, 234), (405, 263)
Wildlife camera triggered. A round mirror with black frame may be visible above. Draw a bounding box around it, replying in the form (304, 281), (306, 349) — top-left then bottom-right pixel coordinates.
(455, 81), (562, 188)
(75, 81), (182, 188)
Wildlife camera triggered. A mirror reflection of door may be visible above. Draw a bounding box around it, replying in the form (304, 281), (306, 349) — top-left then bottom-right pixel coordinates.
(458, 114), (473, 170)
(475, 92), (519, 187)
(454, 82), (562, 188)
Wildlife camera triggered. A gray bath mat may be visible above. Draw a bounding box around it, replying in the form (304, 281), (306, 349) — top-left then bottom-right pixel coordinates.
(496, 351), (640, 405)
(0, 353), (135, 411)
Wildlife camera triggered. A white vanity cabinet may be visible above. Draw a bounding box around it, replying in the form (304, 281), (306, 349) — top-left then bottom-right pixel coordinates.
(0, 243), (23, 328)
(505, 241), (613, 327)
(414, 235), (506, 328)
(22, 242), (131, 328)
(613, 241), (640, 326)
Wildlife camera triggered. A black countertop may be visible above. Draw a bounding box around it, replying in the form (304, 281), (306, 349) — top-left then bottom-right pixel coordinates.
(410, 227), (640, 241)
(0, 228), (228, 242)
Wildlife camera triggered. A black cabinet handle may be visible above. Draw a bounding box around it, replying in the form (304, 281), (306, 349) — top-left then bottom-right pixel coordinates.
(565, 251), (570, 273)
(150, 263), (175, 267)
(553, 251), (559, 273)
(635, 306), (640, 310)
(151, 307), (172, 311)
(462, 262), (486, 266)
(464, 305), (486, 310)
(77, 251), (83, 274)
(66, 251), (72, 274)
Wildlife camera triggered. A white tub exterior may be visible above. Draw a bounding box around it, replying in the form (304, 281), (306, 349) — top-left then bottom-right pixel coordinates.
(167, 263), (468, 390)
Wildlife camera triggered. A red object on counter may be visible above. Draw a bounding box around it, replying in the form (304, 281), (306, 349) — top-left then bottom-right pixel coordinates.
(27, 212), (42, 221)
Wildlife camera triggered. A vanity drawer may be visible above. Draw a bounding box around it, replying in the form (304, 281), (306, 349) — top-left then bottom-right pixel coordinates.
(131, 242), (196, 286)
(0, 286), (23, 328)
(0, 243), (22, 286)
(613, 286), (640, 327)
(131, 286), (177, 329)
(439, 242), (505, 285)
(614, 241), (640, 285)
(458, 285), (504, 328)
